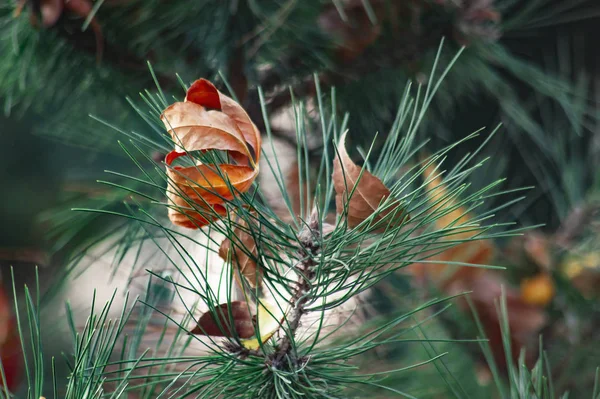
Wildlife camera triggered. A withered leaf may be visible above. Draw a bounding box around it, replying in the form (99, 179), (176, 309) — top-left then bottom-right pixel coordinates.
(161, 102), (251, 159)
(191, 300), (285, 351)
(166, 152), (257, 204)
(186, 79), (261, 162)
(161, 79), (262, 229)
(410, 160), (495, 288)
(467, 272), (547, 371)
(191, 301), (255, 338)
(411, 160), (547, 371)
(165, 187), (228, 230)
(333, 132), (405, 229)
(165, 151), (257, 229)
(219, 217), (262, 289)
(239, 300), (286, 350)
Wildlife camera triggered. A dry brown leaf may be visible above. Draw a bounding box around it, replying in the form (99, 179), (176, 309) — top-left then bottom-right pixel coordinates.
(191, 300), (285, 350)
(409, 161), (495, 287)
(165, 151), (257, 228)
(161, 102), (251, 158)
(219, 217), (262, 289)
(162, 79), (262, 229)
(164, 185), (228, 229)
(466, 272), (547, 371)
(186, 79), (261, 162)
(408, 160), (547, 370)
(191, 301), (255, 338)
(332, 132), (405, 229)
(166, 151), (257, 204)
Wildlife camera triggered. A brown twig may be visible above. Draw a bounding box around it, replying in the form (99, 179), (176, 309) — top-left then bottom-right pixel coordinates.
(221, 212), (322, 365)
(270, 213), (321, 367)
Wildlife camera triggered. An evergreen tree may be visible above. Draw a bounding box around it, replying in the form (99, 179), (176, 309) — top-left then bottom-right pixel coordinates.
(1, 0), (599, 397)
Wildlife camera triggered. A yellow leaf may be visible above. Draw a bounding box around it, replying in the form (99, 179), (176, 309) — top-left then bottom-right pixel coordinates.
(241, 301), (286, 350)
(412, 160), (495, 286)
(520, 273), (555, 306)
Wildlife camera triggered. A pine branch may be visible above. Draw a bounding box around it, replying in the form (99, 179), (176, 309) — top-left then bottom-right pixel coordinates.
(270, 213), (321, 366)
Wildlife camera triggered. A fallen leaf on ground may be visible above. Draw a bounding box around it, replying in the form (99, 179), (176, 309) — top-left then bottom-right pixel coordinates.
(408, 159), (547, 370)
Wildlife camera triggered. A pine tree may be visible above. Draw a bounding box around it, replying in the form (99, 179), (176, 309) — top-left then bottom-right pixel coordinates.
(1, 1), (600, 398)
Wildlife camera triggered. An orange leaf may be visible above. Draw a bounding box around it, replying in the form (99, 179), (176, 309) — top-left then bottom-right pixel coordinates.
(219, 217), (262, 289)
(191, 301), (256, 338)
(520, 273), (555, 306)
(161, 102), (252, 160)
(186, 79), (262, 162)
(411, 161), (496, 286)
(162, 78), (262, 229)
(333, 133), (405, 229)
(166, 152), (257, 204)
(165, 188), (228, 229)
(165, 152), (257, 229)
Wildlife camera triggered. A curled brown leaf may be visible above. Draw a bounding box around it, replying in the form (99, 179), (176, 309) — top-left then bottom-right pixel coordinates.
(185, 79), (261, 162)
(162, 79), (262, 229)
(191, 300), (285, 351)
(165, 151), (257, 228)
(161, 102), (251, 158)
(191, 301), (255, 338)
(332, 132), (406, 229)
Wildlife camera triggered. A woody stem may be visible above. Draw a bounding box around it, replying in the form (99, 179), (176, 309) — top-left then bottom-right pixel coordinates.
(271, 216), (320, 366)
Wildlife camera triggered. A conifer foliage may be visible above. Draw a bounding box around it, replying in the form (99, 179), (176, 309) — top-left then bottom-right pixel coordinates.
(1, 0), (600, 398)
